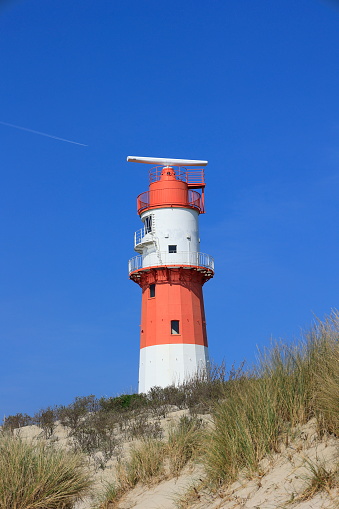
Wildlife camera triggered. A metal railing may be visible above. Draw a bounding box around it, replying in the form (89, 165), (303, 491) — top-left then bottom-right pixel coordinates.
(149, 166), (205, 185)
(134, 227), (146, 246)
(137, 189), (203, 215)
(128, 251), (214, 274)
(129, 255), (143, 273)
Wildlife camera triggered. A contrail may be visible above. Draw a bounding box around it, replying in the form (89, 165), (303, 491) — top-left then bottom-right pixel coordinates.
(0, 120), (88, 146)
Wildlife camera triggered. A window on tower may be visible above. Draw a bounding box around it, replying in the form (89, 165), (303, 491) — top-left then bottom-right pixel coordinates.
(168, 245), (177, 253)
(149, 284), (155, 298)
(171, 320), (180, 335)
(144, 215), (152, 234)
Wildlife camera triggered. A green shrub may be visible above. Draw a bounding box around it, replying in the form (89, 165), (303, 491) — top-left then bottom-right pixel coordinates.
(99, 393), (147, 413)
(0, 433), (92, 509)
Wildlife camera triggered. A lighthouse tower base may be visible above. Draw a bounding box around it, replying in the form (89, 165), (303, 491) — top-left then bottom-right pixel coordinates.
(139, 343), (209, 394)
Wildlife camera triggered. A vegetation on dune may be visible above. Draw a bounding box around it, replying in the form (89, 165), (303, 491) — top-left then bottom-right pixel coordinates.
(0, 433), (92, 509)
(2, 312), (339, 508)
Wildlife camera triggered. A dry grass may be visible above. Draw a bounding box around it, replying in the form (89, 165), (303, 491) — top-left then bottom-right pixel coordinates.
(0, 433), (92, 509)
(294, 458), (339, 502)
(174, 479), (206, 509)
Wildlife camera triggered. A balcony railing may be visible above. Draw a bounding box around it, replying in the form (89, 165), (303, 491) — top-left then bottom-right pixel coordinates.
(134, 227), (147, 246)
(137, 189), (203, 215)
(128, 251), (214, 274)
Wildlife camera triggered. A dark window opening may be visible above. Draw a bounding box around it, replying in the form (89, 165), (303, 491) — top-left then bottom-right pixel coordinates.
(171, 320), (180, 335)
(144, 215), (152, 234)
(149, 284), (155, 298)
(168, 245), (177, 253)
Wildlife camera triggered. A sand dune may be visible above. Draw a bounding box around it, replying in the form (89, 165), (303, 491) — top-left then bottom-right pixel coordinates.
(10, 411), (338, 509)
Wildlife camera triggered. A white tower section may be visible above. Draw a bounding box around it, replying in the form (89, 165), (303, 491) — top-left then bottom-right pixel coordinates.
(138, 208), (200, 269)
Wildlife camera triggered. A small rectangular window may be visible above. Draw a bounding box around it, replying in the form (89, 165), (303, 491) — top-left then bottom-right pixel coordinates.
(149, 284), (155, 298)
(168, 245), (177, 253)
(144, 216), (152, 234)
(171, 320), (180, 334)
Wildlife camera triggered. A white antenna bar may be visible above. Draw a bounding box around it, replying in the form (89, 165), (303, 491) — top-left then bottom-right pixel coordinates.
(127, 156), (208, 167)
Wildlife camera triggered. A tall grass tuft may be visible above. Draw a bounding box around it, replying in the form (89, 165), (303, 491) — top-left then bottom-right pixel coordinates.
(0, 433), (92, 509)
(116, 438), (165, 490)
(312, 312), (339, 435)
(204, 375), (282, 484)
(167, 415), (204, 476)
(205, 312), (339, 486)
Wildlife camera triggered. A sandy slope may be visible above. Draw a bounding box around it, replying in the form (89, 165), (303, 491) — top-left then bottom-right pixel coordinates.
(8, 412), (339, 509)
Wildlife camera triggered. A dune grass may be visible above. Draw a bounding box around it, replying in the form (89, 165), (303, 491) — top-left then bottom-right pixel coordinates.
(204, 312), (339, 486)
(312, 314), (339, 436)
(116, 438), (165, 491)
(0, 433), (92, 509)
(167, 415), (204, 476)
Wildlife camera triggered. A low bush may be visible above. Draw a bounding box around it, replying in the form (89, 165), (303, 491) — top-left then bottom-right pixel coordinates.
(2, 413), (32, 431)
(69, 411), (121, 463)
(34, 406), (57, 438)
(0, 433), (92, 509)
(125, 414), (163, 440)
(58, 395), (98, 431)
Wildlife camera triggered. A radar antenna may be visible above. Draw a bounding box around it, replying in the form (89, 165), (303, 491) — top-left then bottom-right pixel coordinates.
(127, 156), (208, 167)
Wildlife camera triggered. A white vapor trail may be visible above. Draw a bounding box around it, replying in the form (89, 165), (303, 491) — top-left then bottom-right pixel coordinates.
(0, 120), (88, 146)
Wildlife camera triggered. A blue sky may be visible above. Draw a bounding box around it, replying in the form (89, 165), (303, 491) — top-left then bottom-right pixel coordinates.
(0, 0), (338, 418)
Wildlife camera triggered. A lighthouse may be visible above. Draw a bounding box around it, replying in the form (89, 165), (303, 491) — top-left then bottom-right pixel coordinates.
(127, 156), (214, 394)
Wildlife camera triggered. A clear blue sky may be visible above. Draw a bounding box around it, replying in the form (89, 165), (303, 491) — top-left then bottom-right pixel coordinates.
(0, 0), (338, 418)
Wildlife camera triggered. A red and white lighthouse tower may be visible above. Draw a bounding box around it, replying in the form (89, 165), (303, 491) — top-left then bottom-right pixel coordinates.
(127, 156), (214, 393)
